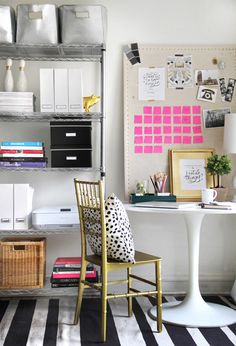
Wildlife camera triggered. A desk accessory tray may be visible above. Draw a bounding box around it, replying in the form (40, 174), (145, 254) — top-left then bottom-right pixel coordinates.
(129, 193), (176, 204)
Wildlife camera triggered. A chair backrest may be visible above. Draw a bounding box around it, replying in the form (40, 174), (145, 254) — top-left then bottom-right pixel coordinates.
(74, 179), (107, 264)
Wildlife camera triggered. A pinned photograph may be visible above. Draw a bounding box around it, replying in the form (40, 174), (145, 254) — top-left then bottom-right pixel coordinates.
(219, 78), (227, 99)
(167, 55), (193, 89)
(203, 108), (230, 128)
(195, 69), (218, 86)
(197, 86), (217, 103)
(225, 78), (236, 102)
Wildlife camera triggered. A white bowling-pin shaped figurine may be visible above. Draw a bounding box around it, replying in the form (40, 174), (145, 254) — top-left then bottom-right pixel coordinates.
(4, 58), (14, 92)
(16, 59), (27, 92)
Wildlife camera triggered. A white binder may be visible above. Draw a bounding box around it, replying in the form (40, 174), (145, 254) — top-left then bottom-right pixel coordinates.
(14, 184), (34, 230)
(68, 69), (83, 112)
(0, 184), (13, 230)
(40, 68), (55, 112)
(54, 68), (68, 112)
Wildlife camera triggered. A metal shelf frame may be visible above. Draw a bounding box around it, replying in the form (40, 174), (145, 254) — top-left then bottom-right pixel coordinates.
(0, 227), (80, 236)
(0, 112), (103, 122)
(0, 44), (106, 179)
(0, 43), (104, 61)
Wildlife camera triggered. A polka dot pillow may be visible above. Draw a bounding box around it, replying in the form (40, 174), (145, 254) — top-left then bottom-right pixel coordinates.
(105, 194), (135, 263)
(83, 194), (135, 263)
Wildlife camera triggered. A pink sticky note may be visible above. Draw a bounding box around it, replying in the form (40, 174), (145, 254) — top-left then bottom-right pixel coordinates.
(143, 106), (152, 114)
(144, 136), (152, 143)
(182, 106), (191, 114)
(144, 115), (152, 124)
(183, 126), (191, 133)
(153, 115), (162, 124)
(174, 136), (182, 144)
(153, 146), (162, 153)
(134, 136), (143, 144)
(144, 146), (153, 153)
(163, 126), (171, 134)
(144, 127), (152, 134)
(183, 136), (192, 144)
(153, 126), (162, 134)
(193, 116), (201, 124)
(163, 106), (171, 114)
(164, 136), (172, 144)
(134, 115), (142, 123)
(182, 116), (191, 124)
(153, 106), (161, 114)
(154, 136), (162, 143)
(134, 126), (142, 135)
(173, 116), (182, 124)
(192, 105), (201, 114)
(135, 146), (143, 153)
(173, 126), (181, 134)
(193, 136), (203, 144)
(173, 106), (181, 114)
(193, 126), (202, 134)
(163, 115), (171, 124)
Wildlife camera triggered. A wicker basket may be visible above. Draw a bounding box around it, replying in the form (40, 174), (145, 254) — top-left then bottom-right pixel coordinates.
(0, 238), (46, 289)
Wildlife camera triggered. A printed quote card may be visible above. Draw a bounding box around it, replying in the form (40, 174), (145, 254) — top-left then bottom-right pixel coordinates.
(134, 105), (203, 154)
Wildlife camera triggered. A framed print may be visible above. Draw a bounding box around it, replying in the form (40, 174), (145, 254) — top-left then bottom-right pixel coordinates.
(169, 149), (214, 201)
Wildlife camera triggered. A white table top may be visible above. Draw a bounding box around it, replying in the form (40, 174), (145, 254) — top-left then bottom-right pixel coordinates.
(125, 202), (236, 215)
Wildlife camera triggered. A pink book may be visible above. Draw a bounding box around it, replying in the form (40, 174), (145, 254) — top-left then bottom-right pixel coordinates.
(52, 271), (97, 279)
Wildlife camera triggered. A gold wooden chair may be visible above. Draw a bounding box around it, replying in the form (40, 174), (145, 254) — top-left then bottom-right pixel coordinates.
(74, 179), (162, 342)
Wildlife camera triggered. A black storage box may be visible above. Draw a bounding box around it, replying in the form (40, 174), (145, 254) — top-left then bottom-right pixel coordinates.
(51, 149), (92, 168)
(50, 122), (92, 149)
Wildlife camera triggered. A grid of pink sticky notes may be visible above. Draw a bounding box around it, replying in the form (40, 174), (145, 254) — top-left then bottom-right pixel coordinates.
(133, 105), (203, 154)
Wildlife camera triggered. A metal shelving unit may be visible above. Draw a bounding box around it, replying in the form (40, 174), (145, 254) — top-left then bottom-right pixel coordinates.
(0, 43), (106, 296)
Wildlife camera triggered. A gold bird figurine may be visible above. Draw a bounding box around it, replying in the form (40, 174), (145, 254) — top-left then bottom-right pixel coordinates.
(83, 95), (101, 112)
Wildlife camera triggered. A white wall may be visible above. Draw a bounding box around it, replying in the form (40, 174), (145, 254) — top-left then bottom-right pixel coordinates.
(2, 0), (236, 293)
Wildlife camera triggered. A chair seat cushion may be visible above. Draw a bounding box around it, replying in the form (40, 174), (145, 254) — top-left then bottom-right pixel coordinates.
(84, 194), (135, 263)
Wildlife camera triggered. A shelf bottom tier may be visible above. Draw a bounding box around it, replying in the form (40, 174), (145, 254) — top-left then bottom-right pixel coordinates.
(0, 277), (99, 297)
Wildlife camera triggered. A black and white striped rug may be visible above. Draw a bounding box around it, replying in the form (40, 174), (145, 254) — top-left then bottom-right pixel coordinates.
(0, 295), (235, 346)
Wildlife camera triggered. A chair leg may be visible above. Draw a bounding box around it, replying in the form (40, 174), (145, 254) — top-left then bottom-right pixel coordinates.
(127, 267), (133, 317)
(74, 260), (87, 325)
(155, 260), (162, 332)
(101, 267), (107, 342)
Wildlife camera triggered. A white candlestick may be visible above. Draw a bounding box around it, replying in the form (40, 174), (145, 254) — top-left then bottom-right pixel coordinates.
(4, 58), (14, 92)
(16, 59), (27, 92)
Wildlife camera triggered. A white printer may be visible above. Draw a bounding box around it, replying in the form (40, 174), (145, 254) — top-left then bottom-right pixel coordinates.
(32, 205), (79, 230)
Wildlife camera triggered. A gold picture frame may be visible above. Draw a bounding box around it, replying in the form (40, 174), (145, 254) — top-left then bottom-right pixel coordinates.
(169, 149), (214, 201)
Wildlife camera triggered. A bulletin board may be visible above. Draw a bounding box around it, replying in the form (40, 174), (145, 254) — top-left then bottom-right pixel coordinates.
(124, 45), (236, 199)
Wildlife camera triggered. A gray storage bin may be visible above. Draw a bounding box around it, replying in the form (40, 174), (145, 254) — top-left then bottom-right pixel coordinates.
(0, 6), (15, 43)
(16, 4), (58, 45)
(59, 5), (107, 45)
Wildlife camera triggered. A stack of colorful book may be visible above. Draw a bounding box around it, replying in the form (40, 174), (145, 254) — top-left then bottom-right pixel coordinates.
(50, 257), (98, 288)
(0, 141), (47, 168)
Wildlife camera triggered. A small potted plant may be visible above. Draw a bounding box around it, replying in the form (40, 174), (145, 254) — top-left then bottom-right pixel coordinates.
(205, 154), (232, 201)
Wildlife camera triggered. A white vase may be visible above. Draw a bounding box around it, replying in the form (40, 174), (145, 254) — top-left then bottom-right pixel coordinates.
(4, 58), (14, 92)
(16, 59), (27, 92)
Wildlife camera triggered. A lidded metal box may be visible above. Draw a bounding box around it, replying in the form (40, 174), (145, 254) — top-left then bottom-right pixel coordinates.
(16, 4), (58, 44)
(59, 5), (107, 45)
(0, 6), (15, 43)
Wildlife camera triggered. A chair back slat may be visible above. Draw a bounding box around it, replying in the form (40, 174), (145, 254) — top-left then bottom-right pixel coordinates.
(74, 179), (107, 261)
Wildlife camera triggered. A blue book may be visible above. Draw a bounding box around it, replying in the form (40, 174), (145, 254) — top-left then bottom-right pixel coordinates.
(1, 141), (43, 147)
(0, 161), (47, 168)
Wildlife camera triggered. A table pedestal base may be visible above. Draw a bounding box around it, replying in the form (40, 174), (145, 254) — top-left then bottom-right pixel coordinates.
(149, 301), (236, 327)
